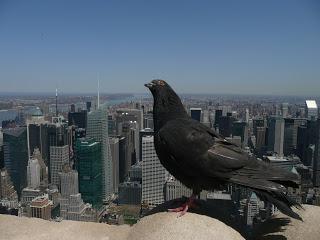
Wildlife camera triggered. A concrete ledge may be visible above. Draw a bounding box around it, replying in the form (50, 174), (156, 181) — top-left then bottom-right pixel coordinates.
(0, 212), (244, 240)
(253, 204), (320, 240)
(1, 204), (320, 240)
(0, 215), (131, 240)
(130, 212), (244, 240)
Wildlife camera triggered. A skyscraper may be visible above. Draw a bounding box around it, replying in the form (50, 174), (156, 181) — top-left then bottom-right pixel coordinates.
(190, 108), (202, 122)
(40, 119), (71, 180)
(76, 138), (103, 207)
(141, 135), (166, 207)
(313, 119), (320, 187)
(267, 116), (285, 156)
(50, 145), (69, 186)
(218, 116), (233, 137)
(232, 121), (248, 147)
(281, 103), (289, 118)
(245, 108), (250, 123)
(245, 192), (260, 226)
(0, 144), (4, 169)
(0, 168), (18, 207)
(87, 106), (113, 200)
(214, 109), (223, 130)
(68, 110), (87, 129)
(3, 127), (28, 198)
(59, 166), (97, 222)
(305, 100), (318, 120)
(27, 157), (40, 189)
(109, 137), (119, 193)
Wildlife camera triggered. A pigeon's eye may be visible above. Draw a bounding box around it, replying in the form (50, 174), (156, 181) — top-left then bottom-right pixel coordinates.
(158, 80), (165, 86)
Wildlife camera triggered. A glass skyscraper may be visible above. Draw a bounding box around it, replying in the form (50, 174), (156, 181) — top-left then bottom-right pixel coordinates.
(76, 138), (103, 208)
(3, 127), (28, 198)
(86, 106), (113, 200)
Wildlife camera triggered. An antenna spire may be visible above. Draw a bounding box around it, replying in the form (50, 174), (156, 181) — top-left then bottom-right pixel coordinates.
(97, 73), (100, 109)
(55, 88), (58, 117)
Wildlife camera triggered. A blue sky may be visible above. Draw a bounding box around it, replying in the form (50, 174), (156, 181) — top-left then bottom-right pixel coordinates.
(0, 0), (319, 95)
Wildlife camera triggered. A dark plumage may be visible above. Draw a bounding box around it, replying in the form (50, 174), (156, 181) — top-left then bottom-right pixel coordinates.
(145, 79), (302, 220)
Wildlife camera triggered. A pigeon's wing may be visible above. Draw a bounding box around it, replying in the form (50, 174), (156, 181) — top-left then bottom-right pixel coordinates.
(158, 118), (299, 185)
(158, 118), (249, 179)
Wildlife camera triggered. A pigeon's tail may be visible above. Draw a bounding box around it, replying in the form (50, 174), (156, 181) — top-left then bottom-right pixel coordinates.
(229, 175), (303, 221)
(253, 188), (303, 221)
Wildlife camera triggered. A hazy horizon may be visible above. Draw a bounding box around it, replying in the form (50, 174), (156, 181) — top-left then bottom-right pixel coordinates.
(0, 1), (319, 95)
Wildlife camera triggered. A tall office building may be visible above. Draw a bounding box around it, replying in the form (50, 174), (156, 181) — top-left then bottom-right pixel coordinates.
(267, 116), (285, 156)
(3, 127), (28, 198)
(164, 176), (192, 201)
(313, 119), (320, 187)
(50, 145), (69, 186)
(255, 127), (266, 152)
(284, 118), (307, 156)
(253, 118), (265, 137)
(190, 108), (202, 122)
(76, 138), (103, 207)
(141, 135), (166, 207)
(31, 148), (48, 185)
(59, 166), (78, 197)
(0, 144), (4, 169)
(40, 118), (71, 180)
(143, 113), (154, 130)
(118, 181), (142, 205)
(59, 166), (96, 222)
(245, 192), (260, 226)
(305, 100), (318, 120)
(201, 110), (210, 127)
(108, 115), (116, 136)
(87, 106), (113, 200)
(109, 137), (119, 193)
(232, 121), (248, 147)
(0, 169), (18, 206)
(86, 102), (91, 112)
(118, 136), (127, 183)
(28, 123), (41, 156)
(68, 110), (87, 129)
(139, 128), (154, 162)
(281, 103), (289, 117)
(214, 109), (223, 130)
(218, 116), (233, 137)
(245, 108), (250, 123)
(27, 157), (40, 189)
(115, 108), (144, 132)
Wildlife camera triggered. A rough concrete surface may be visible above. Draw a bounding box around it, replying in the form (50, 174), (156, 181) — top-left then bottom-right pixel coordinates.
(0, 212), (244, 240)
(0, 214), (131, 240)
(1, 203), (320, 240)
(253, 204), (320, 240)
(130, 212), (244, 240)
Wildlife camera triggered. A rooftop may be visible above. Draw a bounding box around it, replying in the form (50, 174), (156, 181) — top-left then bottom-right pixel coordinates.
(306, 100), (318, 109)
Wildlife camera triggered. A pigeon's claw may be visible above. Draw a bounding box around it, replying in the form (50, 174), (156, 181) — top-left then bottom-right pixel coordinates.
(168, 194), (197, 217)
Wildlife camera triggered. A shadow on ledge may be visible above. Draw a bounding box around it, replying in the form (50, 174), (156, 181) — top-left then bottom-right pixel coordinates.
(144, 197), (295, 240)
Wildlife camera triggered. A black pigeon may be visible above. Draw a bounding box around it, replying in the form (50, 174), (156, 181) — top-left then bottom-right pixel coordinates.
(145, 79), (302, 220)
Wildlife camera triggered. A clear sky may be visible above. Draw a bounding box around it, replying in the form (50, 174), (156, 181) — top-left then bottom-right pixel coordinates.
(0, 0), (319, 95)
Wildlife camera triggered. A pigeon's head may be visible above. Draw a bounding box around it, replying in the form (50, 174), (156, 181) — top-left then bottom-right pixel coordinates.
(144, 79), (188, 124)
(144, 79), (170, 94)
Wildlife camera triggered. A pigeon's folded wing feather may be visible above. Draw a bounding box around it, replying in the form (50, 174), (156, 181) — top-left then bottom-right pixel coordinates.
(158, 118), (249, 179)
(158, 118), (299, 187)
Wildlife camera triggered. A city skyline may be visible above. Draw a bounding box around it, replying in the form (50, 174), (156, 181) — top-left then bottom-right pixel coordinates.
(0, 1), (319, 95)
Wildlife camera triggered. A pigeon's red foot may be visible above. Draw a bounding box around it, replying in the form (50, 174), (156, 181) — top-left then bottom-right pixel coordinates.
(168, 194), (197, 217)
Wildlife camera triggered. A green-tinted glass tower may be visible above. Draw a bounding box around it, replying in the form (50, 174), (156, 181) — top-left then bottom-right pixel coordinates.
(76, 138), (103, 208)
(3, 127), (28, 198)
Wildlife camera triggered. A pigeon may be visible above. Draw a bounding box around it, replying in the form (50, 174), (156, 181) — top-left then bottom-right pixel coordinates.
(145, 79), (302, 220)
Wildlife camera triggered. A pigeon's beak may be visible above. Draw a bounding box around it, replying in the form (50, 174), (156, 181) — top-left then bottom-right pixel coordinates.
(144, 82), (155, 89)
